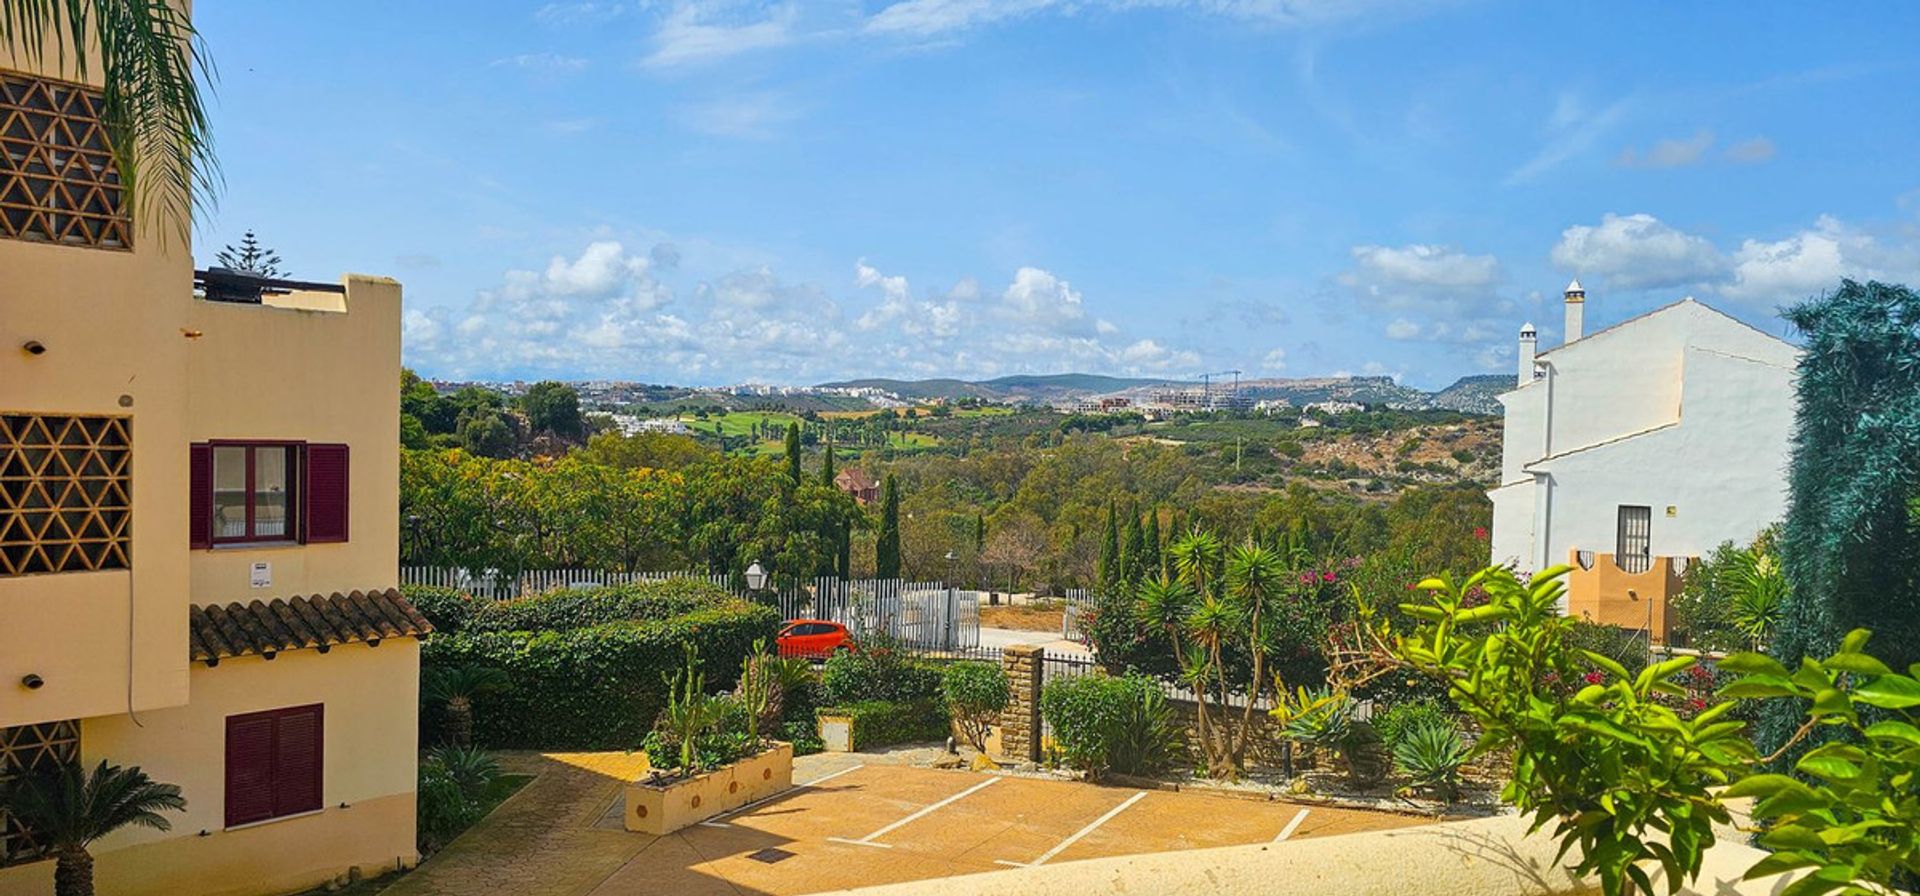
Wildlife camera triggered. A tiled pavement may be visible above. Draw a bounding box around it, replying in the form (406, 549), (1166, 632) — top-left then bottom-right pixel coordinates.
(383, 749), (1434, 896)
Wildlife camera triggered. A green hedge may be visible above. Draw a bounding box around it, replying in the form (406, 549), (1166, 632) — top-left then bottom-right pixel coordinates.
(423, 601), (779, 749)
(466, 579), (734, 634)
(403, 584), (483, 635)
(819, 700), (949, 751)
(1040, 673), (1177, 777)
(819, 648), (943, 706)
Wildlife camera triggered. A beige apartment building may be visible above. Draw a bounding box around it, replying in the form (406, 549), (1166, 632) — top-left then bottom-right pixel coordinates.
(1, 28), (428, 896)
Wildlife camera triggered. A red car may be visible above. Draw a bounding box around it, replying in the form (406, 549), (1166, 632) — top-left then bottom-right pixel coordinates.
(777, 619), (856, 659)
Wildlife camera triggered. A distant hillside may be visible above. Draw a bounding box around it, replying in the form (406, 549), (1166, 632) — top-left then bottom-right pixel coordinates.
(817, 373), (1176, 403)
(1428, 374), (1510, 415)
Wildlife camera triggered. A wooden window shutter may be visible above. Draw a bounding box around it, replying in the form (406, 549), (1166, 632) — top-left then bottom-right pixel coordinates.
(304, 444), (349, 544)
(273, 706), (324, 817)
(224, 715), (276, 827)
(189, 443), (211, 549)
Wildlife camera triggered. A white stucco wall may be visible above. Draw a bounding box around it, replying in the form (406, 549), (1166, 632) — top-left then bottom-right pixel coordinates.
(1490, 300), (1799, 569)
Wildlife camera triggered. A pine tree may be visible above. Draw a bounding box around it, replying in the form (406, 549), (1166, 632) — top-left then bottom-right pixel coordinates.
(1096, 501), (1120, 595)
(821, 439), (836, 487)
(783, 423), (802, 487)
(875, 474), (902, 579)
(216, 230), (284, 277)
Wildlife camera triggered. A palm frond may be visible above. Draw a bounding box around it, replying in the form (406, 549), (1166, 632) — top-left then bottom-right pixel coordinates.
(2, 760), (184, 849)
(1, 0), (220, 240)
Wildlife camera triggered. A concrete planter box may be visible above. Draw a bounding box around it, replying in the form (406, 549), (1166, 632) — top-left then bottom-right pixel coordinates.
(624, 741), (794, 835)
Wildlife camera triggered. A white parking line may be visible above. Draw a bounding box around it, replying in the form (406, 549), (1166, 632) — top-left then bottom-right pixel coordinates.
(697, 764), (867, 829)
(993, 790), (1148, 868)
(826, 776), (1002, 849)
(1273, 808), (1310, 842)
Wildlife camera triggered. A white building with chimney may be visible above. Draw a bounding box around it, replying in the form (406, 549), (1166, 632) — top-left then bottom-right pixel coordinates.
(1487, 282), (1800, 643)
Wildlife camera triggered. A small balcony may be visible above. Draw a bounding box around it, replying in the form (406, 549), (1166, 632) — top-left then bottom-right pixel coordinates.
(1564, 550), (1690, 646)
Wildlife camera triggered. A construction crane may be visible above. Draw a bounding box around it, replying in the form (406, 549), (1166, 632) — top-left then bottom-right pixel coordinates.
(1196, 369), (1242, 410)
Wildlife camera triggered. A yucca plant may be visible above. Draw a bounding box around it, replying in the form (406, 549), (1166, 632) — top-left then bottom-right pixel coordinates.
(0, 0), (220, 236)
(2, 761), (186, 896)
(422, 665), (508, 747)
(1392, 718), (1468, 803)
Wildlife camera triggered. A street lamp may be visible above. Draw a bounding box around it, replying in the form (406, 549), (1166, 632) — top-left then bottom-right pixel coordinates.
(744, 560), (769, 592)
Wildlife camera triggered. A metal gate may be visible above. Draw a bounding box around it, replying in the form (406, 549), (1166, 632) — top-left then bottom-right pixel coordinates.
(1616, 505), (1652, 573)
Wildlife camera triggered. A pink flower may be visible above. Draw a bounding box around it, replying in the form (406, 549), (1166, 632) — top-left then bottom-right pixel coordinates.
(1321, 571), (1338, 583)
(1473, 526), (1489, 541)
(1299, 573), (1317, 585)
(1583, 671), (1605, 685)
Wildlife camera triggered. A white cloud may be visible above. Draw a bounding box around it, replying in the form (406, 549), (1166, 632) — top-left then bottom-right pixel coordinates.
(1261, 347), (1287, 372)
(408, 244), (1203, 382)
(1551, 213), (1726, 291)
(491, 52), (589, 73)
(536, 2), (626, 26)
(1385, 318), (1422, 340)
(865, 0), (1056, 36)
(864, 0), (1443, 37)
(1718, 215), (1920, 306)
(677, 92), (801, 139)
(1339, 243), (1502, 318)
(1725, 137), (1777, 164)
(1615, 130), (1713, 169)
(1506, 92), (1633, 185)
(644, 4), (797, 68)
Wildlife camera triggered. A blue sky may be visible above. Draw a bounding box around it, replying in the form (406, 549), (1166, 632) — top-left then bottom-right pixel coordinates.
(191, 1), (1920, 389)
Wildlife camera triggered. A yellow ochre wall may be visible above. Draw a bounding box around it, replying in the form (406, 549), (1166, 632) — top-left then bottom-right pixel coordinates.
(0, 642), (422, 896)
(1564, 552), (1689, 646)
(185, 276), (403, 605)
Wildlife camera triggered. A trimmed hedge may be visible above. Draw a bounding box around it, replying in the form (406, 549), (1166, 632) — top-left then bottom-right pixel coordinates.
(819, 648), (943, 706)
(819, 700), (949, 751)
(466, 579), (734, 634)
(423, 601), (780, 749)
(403, 584), (483, 635)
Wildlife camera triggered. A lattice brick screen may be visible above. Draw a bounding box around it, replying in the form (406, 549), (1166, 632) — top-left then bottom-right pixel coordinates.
(0, 721), (80, 865)
(0, 71), (131, 249)
(0, 414), (132, 576)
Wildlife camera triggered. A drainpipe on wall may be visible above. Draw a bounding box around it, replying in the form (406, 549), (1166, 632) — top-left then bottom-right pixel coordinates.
(1535, 361), (1557, 579)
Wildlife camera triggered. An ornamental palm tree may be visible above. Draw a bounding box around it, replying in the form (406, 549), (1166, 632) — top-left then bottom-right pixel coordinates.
(1, 0), (220, 236)
(2, 760), (186, 896)
(422, 665), (508, 747)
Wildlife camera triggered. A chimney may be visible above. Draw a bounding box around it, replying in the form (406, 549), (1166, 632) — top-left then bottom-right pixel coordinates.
(1517, 322), (1537, 386)
(1563, 280), (1586, 343)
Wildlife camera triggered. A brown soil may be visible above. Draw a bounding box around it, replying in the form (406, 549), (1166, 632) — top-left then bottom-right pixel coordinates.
(979, 605), (1065, 632)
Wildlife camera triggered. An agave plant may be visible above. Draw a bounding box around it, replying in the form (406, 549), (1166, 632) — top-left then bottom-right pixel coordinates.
(1392, 718), (1468, 803)
(2, 761), (186, 896)
(423, 665), (509, 747)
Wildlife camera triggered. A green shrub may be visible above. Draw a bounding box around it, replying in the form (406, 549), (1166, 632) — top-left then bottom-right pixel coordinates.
(1372, 698), (1452, 748)
(417, 746), (501, 853)
(468, 578), (733, 633)
(819, 700), (949, 750)
(941, 662), (1010, 751)
(1392, 717), (1467, 802)
(405, 584), (482, 635)
(423, 601), (779, 749)
(1040, 673), (1171, 778)
(819, 647), (942, 706)
(1566, 618), (1650, 678)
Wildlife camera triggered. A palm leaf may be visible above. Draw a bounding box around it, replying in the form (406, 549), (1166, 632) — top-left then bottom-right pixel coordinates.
(1, 0), (220, 240)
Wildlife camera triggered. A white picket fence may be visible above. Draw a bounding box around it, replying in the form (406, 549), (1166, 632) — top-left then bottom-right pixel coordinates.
(399, 566), (730, 601)
(1061, 587), (1095, 643)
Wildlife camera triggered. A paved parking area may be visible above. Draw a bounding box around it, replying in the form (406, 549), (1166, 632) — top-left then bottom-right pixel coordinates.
(387, 751), (1437, 896)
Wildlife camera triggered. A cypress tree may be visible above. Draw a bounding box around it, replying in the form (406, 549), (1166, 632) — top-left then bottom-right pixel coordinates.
(784, 423), (803, 486)
(1097, 501), (1120, 594)
(836, 521), (852, 579)
(820, 439), (836, 487)
(1759, 280), (1920, 760)
(1143, 506), (1161, 578)
(875, 474), (902, 579)
(974, 513), (986, 552)
(1123, 502), (1146, 585)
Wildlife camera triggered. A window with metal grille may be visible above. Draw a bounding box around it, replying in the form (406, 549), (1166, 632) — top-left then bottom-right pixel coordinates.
(0, 414), (132, 576)
(224, 705), (324, 828)
(1616, 505), (1653, 573)
(0, 720), (80, 865)
(0, 71), (130, 249)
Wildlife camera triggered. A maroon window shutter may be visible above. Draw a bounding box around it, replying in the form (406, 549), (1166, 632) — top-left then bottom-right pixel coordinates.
(224, 714), (276, 827)
(305, 444), (349, 544)
(189, 443), (211, 549)
(273, 706), (324, 817)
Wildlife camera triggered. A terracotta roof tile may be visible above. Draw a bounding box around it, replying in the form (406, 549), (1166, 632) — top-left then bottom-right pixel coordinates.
(190, 588), (433, 663)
